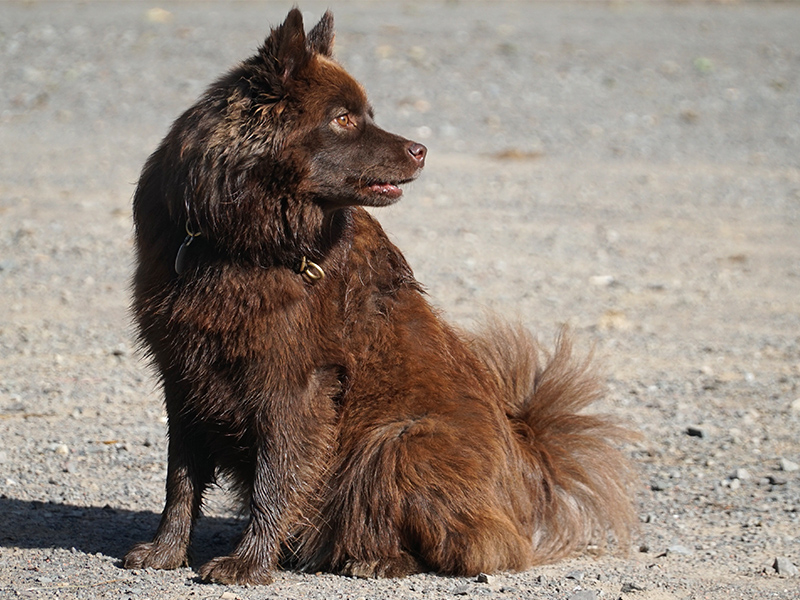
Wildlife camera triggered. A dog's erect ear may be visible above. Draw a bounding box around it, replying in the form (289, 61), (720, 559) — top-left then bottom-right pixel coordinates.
(308, 10), (335, 57)
(274, 8), (310, 84)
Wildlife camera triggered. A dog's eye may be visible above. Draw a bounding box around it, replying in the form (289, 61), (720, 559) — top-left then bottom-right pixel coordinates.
(333, 113), (355, 129)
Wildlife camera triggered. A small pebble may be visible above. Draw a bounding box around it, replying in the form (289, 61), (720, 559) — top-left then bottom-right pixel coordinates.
(730, 468), (750, 480)
(568, 591), (597, 600)
(650, 480), (669, 492)
(686, 426), (706, 438)
(453, 584), (470, 595)
(773, 557), (798, 577)
(111, 344), (128, 357)
(622, 582), (646, 593)
(589, 274), (615, 287)
(476, 573), (490, 584)
(146, 7), (173, 24)
(54, 444), (70, 456)
(566, 570), (585, 581)
(779, 458), (799, 472)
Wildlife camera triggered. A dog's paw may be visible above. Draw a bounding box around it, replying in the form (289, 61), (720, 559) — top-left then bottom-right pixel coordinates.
(123, 541), (189, 570)
(342, 553), (423, 579)
(198, 555), (274, 586)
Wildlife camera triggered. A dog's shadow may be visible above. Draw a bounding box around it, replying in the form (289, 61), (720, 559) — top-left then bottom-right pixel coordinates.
(0, 495), (243, 566)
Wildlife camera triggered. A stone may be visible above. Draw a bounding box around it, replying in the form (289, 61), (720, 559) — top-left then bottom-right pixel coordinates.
(730, 468), (750, 480)
(779, 458), (799, 472)
(54, 444), (69, 456)
(650, 480), (670, 492)
(773, 557), (798, 577)
(589, 275), (615, 287)
(667, 544), (693, 556)
(568, 591), (597, 600)
(685, 426), (706, 438)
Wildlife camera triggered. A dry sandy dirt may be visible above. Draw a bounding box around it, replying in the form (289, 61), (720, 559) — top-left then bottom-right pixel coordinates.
(1, 1), (799, 599)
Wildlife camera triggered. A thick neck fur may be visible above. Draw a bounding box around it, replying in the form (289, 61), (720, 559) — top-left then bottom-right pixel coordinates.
(134, 94), (354, 273)
(132, 12), (356, 275)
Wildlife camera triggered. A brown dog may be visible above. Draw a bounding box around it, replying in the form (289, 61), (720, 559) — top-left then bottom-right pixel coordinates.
(123, 9), (636, 585)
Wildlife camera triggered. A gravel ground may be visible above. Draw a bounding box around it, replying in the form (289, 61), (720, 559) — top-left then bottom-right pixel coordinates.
(1, 1), (799, 599)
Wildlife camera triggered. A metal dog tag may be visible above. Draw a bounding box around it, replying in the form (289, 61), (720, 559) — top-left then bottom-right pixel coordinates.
(174, 234), (193, 275)
(174, 223), (201, 275)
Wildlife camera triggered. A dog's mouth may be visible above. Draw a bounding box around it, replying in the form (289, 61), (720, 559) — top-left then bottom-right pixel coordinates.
(366, 181), (403, 200)
(362, 177), (416, 202)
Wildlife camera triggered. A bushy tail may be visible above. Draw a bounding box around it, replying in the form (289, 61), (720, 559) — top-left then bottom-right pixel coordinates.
(469, 322), (638, 564)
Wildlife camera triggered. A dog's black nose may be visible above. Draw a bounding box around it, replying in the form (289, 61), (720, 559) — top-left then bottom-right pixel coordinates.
(407, 142), (427, 167)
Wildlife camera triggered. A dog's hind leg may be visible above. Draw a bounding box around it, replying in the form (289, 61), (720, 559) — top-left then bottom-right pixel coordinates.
(300, 410), (534, 577)
(388, 415), (535, 576)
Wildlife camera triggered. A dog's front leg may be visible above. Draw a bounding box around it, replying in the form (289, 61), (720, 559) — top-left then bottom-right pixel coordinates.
(197, 439), (285, 585)
(124, 413), (214, 570)
(198, 374), (338, 585)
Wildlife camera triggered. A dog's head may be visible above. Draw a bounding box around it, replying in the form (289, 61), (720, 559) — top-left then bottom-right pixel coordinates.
(260, 9), (427, 208)
(174, 9), (424, 211)
(143, 9), (425, 265)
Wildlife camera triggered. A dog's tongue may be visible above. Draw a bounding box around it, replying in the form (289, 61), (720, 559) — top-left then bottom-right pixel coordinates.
(369, 182), (403, 200)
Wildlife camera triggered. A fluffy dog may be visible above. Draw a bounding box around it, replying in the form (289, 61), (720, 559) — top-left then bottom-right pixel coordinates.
(123, 9), (636, 585)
